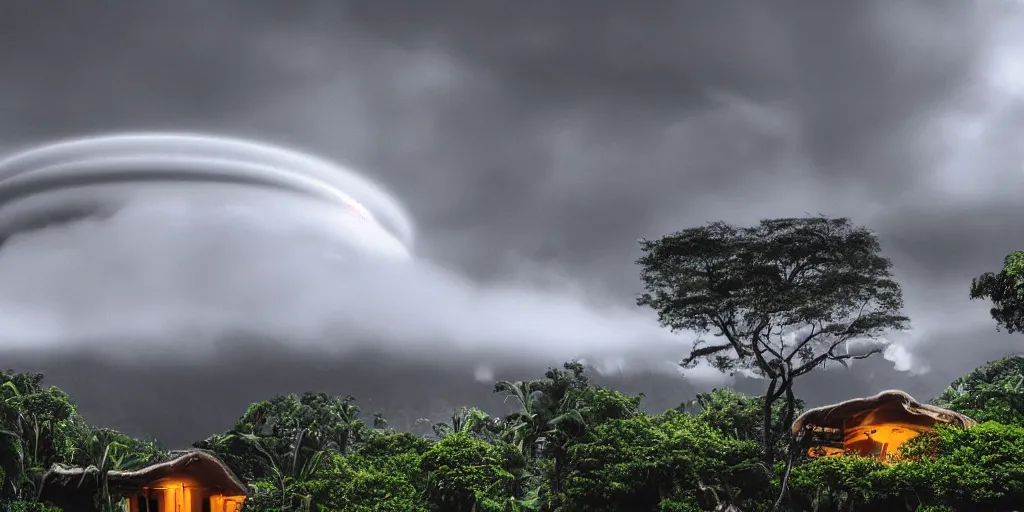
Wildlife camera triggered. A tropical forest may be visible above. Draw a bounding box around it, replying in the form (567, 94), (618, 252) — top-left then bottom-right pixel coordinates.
(3, 216), (1024, 512)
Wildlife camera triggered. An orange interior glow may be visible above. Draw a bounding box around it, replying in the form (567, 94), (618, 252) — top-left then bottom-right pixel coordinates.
(797, 391), (976, 464)
(125, 477), (246, 512)
(806, 420), (929, 462)
(844, 422), (925, 458)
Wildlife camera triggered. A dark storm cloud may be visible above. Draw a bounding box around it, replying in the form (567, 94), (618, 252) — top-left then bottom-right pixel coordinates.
(1, 0), (1021, 444)
(880, 200), (1024, 282)
(0, 1), (991, 283)
(325, 0), (991, 291)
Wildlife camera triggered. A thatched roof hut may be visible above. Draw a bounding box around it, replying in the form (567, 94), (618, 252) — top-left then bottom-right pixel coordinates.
(791, 390), (976, 460)
(39, 450), (247, 512)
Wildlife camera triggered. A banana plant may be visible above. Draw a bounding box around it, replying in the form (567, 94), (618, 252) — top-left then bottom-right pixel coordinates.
(494, 380), (542, 457)
(74, 432), (148, 512)
(231, 427), (329, 511)
(0, 381), (25, 498)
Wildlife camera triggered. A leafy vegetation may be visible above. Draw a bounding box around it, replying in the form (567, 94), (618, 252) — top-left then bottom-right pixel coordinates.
(3, 359), (1024, 512)
(932, 354), (1024, 425)
(3, 217), (1024, 511)
(971, 249), (1024, 333)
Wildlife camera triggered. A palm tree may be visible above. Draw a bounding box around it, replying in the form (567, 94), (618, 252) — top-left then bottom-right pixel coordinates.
(494, 380), (542, 457)
(494, 374), (590, 502)
(320, 395), (361, 455)
(432, 407), (500, 441)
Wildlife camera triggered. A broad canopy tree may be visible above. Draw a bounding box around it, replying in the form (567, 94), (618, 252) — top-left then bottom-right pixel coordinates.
(636, 216), (909, 463)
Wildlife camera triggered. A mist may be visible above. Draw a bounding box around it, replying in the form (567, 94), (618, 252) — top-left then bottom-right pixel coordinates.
(0, 132), (726, 385)
(0, 204), (696, 373)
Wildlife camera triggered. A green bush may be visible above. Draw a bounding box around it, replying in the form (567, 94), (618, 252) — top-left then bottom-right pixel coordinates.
(788, 455), (922, 511)
(926, 422), (1024, 508)
(559, 410), (764, 512)
(0, 501), (62, 512)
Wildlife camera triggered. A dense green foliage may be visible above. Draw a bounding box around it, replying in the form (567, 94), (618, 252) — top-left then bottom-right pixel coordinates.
(932, 354), (1024, 425)
(0, 371), (165, 512)
(4, 359), (1024, 512)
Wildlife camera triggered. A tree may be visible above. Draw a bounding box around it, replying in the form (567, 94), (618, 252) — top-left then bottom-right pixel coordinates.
(298, 452), (429, 512)
(0, 372), (85, 501)
(227, 429), (330, 511)
(494, 363), (591, 459)
(432, 407), (501, 441)
(420, 432), (514, 512)
(71, 428), (157, 512)
(196, 392), (367, 485)
(494, 362), (595, 502)
(970, 249), (1024, 333)
(636, 216), (909, 465)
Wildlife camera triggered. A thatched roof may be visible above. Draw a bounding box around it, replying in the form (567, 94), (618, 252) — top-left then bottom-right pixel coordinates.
(40, 449), (247, 497)
(791, 389), (976, 434)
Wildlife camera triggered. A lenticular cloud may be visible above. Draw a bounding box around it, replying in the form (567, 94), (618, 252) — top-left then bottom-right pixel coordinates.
(0, 132), (413, 258)
(0, 132), (709, 383)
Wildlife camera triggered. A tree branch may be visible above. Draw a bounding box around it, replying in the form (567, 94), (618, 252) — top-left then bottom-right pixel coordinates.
(681, 343), (734, 367)
(783, 320), (824, 363)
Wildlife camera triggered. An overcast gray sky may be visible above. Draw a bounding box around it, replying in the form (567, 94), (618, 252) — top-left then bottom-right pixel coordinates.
(3, 0), (1024, 447)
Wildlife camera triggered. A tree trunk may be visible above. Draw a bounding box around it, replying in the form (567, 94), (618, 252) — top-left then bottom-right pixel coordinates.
(781, 383), (797, 433)
(771, 443), (797, 512)
(338, 430), (349, 455)
(762, 378), (778, 465)
(771, 378), (799, 512)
